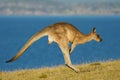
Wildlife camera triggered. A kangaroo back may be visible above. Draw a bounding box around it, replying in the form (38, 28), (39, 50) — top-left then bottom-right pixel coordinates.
(6, 27), (49, 63)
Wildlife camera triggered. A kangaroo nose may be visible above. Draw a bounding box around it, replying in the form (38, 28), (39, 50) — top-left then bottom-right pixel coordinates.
(100, 38), (102, 42)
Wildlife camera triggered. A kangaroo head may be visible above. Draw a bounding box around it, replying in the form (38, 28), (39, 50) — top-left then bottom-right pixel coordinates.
(91, 28), (102, 42)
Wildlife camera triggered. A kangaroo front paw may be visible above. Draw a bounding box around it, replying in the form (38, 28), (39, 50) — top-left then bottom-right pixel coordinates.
(69, 48), (71, 53)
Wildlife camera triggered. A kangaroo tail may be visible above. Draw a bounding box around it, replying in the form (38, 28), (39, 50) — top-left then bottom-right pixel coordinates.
(6, 27), (50, 63)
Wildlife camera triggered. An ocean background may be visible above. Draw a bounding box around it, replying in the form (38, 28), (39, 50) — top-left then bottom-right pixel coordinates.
(0, 16), (120, 71)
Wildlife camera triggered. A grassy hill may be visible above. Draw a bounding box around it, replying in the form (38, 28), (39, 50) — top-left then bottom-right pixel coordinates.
(0, 0), (120, 15)
(1, 60), (120, 80)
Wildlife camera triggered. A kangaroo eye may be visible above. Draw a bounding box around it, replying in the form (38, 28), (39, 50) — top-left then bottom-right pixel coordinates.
(97, 35), (100, 37)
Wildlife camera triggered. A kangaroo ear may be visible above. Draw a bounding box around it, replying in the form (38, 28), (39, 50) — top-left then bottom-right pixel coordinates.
(93, 27), (96, 33)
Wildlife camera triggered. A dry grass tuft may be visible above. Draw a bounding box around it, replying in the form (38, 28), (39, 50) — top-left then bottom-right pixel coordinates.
(39, 73), (47, 78)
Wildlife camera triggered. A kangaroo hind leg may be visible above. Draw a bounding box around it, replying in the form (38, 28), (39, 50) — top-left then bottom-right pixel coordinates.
(58, 41), (80, 73)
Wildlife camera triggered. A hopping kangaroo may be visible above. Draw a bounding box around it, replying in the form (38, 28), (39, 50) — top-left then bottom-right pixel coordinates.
(6, 22), (102, 73)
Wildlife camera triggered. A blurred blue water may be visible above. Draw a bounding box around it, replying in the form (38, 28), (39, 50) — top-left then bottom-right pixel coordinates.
(0, 16), (120, 71)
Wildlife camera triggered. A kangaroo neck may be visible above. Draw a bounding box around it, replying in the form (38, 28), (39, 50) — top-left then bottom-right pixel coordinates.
(78, 33), (93, 44)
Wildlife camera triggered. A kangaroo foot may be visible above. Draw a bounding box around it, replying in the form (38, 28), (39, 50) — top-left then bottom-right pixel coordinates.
(66, 64), (80, 73)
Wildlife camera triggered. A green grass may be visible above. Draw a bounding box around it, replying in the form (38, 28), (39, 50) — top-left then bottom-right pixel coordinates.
(1, 60), (120, 80)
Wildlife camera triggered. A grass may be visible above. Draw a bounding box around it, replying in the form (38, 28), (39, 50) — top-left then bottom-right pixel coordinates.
(1, 60), (120, 80)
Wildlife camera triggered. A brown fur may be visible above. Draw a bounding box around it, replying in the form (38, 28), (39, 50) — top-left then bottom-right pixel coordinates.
(6, 22), (102, 73)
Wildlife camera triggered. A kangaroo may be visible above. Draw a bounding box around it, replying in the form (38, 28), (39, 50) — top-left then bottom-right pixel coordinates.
(6, 22), (102, 73)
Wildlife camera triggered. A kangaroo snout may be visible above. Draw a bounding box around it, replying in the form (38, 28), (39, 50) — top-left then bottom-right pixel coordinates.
(99, 38), (102, 42)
